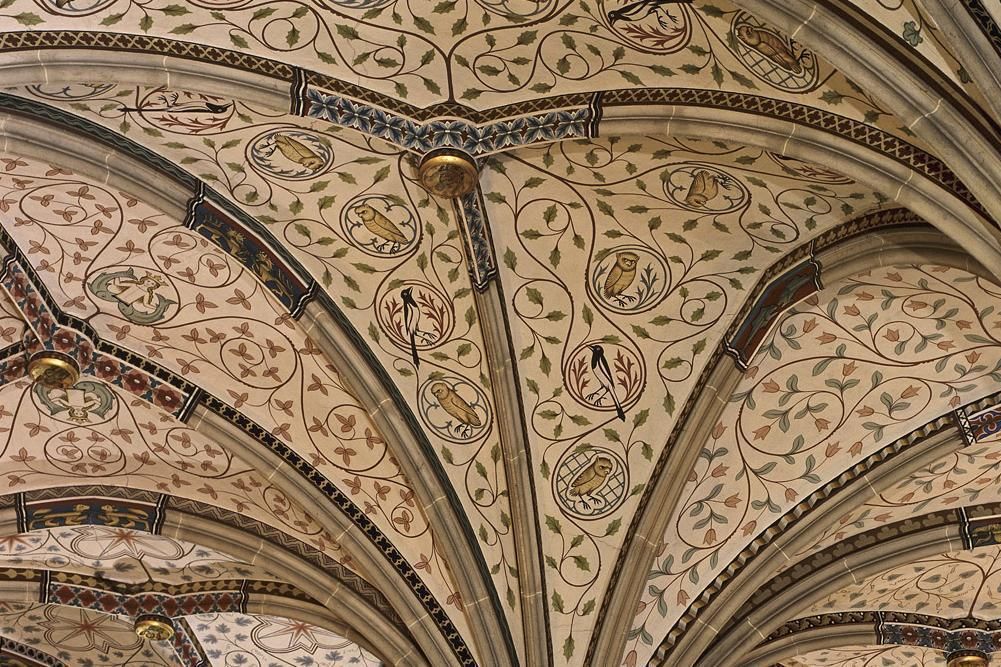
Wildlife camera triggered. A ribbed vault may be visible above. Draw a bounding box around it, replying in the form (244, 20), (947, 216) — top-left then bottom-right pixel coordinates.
(0, 2), (996, 666)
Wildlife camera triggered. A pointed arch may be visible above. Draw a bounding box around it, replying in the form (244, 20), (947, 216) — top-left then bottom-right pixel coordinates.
(729, 0), (1001, 235)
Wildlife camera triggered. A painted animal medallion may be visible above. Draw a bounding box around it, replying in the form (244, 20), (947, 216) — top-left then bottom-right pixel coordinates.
(554, 446), (628, 519)
(88, 267), (178, 325)
(589, 245), (670, 314)
(418, 375), (492, 444)
(248, 129), (334, 181)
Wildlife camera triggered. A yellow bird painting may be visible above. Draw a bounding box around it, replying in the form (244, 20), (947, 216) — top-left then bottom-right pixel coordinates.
(353, 204), (409, 251)
(736, 24), (804, 74)
(683, 170), (720, 208)
(273, 133), (325, 171)
(431, 382), (481, 437)
(567, 456), (614, 506)
(603, 251), (639, 304)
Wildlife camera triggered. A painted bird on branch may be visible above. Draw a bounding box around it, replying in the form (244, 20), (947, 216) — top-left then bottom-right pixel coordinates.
(607, 0), (693, 28)
(587, 344), (626, 422)
(401, 287), (421, 369)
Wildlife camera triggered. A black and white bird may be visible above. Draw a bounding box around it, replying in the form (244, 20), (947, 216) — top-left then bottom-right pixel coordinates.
(607, 0), (693, 28)
(587, 344), (626, 422)
(401, 287), (421, 369)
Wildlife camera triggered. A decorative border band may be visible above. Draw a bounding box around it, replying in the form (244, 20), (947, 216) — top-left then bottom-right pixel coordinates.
(961, 0), (1001, 68)
(454, 189), (497, 292)
(765, 611), (1001, 654)
(0, 638), (64, 667)
(305, 88), (592, 156)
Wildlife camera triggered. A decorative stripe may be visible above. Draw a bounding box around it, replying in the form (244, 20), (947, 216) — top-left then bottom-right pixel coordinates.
(174, 617), (210, 667)
(152, 494), (169, 535)
(960, 400), (1001, 442)
(963, 0), (1001, 61)
(454, 189), (497, 291)
(0, 639), (65, 667)
(14, 492), (26, 534)
(38, 570), (49, 603)
(960, 506), (974, 549)
(304, 87), (591, 155)
(768, 612), (1001, 653)
(22, 496), (160, 533)
(48, 580), (248, 617)
(589, 92), (604, 137)
(290, 67), (307, 116)
(956, 408), (976, 445)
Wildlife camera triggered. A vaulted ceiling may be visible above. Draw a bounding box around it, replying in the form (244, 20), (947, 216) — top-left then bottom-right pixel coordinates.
(0, 1), (997, 666)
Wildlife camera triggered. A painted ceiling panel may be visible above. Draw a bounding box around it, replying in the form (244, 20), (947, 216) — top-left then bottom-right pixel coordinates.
(0, 150), (470, 638)
(797, 424), (1001, 567)
(4, 83), (527, 657)
(0, 526), (278, 585)
(186, 612), (381, 666)
(0, 0), (930, 148)
(480, 134), (883, 664)
(0, 603), (179, 666)
(0, 375), (358, 579)
(806, 544), (1001, 619)
(780, 645), (947, 667)
(633, 265), (1001, 665)
(0, 1), (993, 665)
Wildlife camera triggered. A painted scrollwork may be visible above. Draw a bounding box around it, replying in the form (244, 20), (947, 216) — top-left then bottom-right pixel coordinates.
(0, 97), (517, 636)
(486, 134), (882, 662)
(631, 266), (1001, 665)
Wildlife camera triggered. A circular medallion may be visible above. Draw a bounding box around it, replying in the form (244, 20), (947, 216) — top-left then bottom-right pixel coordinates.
(588, 245), (670, 314)
(376, 282), (454, 352)
(553, 446), (628, 519)
(563, 340), (644, 414)
(33, 380), (116, 425)
(418, 149), (478, 198)
(342, 195), (419, 258)
(134, 614), (175, 642)
(248, 129), (333, 181)
(28, 351), (80, 389)
(731, 13), (820, 92)
(418, 375), (491, 444)
(662, 163), (750, 213)
(604, 0), (691, 54)
(766, 152), (853, 184)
